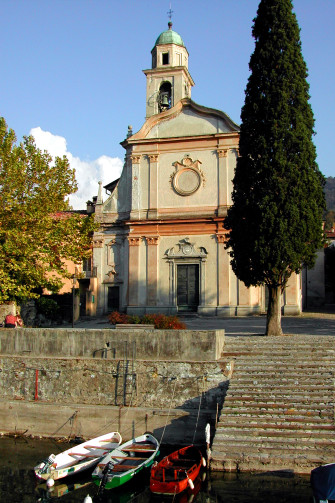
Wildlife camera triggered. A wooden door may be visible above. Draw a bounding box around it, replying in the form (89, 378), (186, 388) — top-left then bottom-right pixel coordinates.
(108, 286), (120, 311)
(177, 264), (199, 311)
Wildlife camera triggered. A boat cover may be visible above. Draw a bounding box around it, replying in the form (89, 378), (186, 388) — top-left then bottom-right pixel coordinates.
(311, 463), (335, 500)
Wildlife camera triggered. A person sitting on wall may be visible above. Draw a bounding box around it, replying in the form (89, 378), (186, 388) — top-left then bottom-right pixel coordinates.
(5, 313), (23, 328)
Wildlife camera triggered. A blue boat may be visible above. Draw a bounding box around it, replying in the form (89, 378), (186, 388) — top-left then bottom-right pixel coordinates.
(311, 463), (335, 502)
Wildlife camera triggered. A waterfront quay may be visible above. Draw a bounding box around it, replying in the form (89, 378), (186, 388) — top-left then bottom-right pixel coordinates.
(0, 312), (334, 474)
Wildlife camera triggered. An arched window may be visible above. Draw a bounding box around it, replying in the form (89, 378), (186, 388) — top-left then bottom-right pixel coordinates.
(158, 82), (172, 112)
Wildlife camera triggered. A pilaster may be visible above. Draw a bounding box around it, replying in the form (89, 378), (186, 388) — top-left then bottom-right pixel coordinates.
(284, 273), (302, 315)
(216, 233), (230, 306)
(130, 155), (141, 220)
(128, 237), (141, 306)
(146, 236), (160, 306)
(217, 149), (228, 217)
(148, 154), (159, 219)
(93, 237), (104, 315)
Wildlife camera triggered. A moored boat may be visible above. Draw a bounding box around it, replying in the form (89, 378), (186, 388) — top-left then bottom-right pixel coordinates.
(92, 433), (159, 490)
(150, 445), (205, 496)
(34, 431), (122, 481)
(311, 463), (335, 503)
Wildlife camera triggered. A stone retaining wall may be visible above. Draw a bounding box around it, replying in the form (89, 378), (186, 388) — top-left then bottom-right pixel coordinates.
(0, 327), (228, 445)
(0, 355), (228, 408)
(0, 328), (225, 361)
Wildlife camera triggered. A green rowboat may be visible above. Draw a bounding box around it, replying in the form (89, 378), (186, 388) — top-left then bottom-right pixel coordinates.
(92, 433), (159, 491)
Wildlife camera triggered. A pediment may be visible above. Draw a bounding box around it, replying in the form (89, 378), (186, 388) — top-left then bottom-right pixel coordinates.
(128, 99), (239, 142)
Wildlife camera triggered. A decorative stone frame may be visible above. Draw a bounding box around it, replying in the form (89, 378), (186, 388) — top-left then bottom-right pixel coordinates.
(170, 155), (205, 196)
(165, 238), (208, 309)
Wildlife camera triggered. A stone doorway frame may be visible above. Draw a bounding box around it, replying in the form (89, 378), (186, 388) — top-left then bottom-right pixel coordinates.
(165, 238), (207, 311)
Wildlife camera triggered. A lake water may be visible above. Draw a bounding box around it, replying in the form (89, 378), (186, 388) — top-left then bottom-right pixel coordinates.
(0, 437), (314, 502)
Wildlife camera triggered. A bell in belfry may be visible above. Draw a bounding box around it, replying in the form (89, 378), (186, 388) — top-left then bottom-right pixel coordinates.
(159, 91), (170, 111)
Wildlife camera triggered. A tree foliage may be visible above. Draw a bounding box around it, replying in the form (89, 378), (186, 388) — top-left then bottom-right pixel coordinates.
(224, 0), (325, 334)
(0, 117), (96, 303)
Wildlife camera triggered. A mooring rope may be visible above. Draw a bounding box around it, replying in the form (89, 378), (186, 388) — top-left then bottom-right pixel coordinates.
(192, 376), (204, 445)
(158, 376), (178, 447)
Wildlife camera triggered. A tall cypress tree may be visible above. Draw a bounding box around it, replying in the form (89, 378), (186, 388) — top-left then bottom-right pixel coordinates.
(224, 0), (325, 335)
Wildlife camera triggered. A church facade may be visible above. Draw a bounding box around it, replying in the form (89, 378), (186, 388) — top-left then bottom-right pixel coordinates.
(91, 23), (302, 317)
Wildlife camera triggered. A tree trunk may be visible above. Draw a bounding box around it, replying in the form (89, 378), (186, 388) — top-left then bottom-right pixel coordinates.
(265, 285), (283, 336)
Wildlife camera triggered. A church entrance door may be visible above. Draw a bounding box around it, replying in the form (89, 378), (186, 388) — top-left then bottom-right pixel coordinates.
(177, 264), (199, 312)
(108, 286), (120, 311)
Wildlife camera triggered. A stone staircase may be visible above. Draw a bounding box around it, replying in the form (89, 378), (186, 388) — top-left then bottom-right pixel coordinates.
(210, 335), (335, 474)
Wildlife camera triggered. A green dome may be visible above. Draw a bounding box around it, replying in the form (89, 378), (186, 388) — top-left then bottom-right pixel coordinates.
(154, 23), (185, 48)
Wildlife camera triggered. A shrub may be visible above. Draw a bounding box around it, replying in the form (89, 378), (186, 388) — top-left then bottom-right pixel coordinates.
(144, 314), (186, 329)
(108, 311), (186, 329)
(128, 315), (141, 324)
(108, 311), (129, 325)
(36, 296), (60, 321)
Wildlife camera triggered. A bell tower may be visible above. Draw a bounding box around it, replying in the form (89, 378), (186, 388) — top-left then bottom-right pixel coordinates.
(143, 22), (195, 118)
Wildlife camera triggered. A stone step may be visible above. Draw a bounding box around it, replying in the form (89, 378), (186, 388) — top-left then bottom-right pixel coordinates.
(230, 370), (335, 378)
(222, 400), (333, 410)
(230, 365), (335, 373)
(210, 449), (331, 474)
(217, 416), (334, 428)
(224, 344), (335, 351)
(223, 336), (335, 345)
(228, 381), (334, 389)
(212, 447), (332, 462)
(213, 434), (335, 447)
(220, 411), (333, 421)
(215, 425), (335, 436)
(223, 347), (335, 353)
(223, 349), (335, 355)
(228, 386), (334, 397)
(225, 391), (334, 401)
(223, 344), (335, 351)
(222, 406), (334, 418)
(211, 443), (333, 458)
(229, 377), (334, 385)
(215, 425), (335, 437)
(226, 357), (335, 364)
(211, 335), (335, 473)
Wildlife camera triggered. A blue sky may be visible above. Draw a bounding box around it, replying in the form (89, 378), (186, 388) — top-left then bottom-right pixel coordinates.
(1, 0), (334, 208)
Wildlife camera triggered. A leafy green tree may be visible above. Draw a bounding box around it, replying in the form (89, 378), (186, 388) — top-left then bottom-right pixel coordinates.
(0, 117), (96, 303)
(224, 0), (325, 335)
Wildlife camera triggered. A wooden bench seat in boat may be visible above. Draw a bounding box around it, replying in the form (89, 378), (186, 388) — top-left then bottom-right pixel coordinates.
(111, 464), (139, 472)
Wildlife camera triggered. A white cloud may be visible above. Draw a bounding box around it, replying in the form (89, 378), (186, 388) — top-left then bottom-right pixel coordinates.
(30, 127), (123, 210)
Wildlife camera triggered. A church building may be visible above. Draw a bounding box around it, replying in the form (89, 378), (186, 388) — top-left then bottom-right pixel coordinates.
(90, 22), (302, 317)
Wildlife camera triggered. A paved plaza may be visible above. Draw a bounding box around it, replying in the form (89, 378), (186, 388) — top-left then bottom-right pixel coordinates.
(69, 311), (335, 337)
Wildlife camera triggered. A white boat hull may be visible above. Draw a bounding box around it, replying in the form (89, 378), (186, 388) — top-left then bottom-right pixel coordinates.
(34, 431), (122, 481)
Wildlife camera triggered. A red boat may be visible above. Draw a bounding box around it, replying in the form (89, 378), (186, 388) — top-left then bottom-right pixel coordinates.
(150, 445), (205, 496)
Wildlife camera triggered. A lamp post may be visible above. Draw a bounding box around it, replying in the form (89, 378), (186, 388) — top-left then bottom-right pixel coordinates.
(72, 273), (77, 328)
